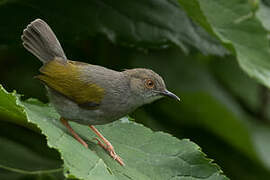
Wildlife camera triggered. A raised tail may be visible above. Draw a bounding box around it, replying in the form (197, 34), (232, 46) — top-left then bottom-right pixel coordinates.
(21, 19), (67, 63)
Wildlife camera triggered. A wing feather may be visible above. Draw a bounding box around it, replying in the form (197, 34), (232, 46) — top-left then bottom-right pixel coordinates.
(37, 59), (105, 108)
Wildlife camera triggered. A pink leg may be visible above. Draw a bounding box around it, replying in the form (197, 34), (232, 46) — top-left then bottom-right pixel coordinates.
(89, 125), (125, 166)
(60, 118), (88, 148)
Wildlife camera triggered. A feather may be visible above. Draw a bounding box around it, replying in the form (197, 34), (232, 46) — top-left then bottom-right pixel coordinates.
(37, 59), (105, 108)
(21, 19), (67, 63)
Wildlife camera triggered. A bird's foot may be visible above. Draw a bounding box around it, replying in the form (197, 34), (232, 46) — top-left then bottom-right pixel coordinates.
(94, 138), (125, 166)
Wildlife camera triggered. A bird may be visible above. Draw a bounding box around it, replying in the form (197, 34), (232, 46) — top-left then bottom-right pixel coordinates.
(21, 19), (180, 166)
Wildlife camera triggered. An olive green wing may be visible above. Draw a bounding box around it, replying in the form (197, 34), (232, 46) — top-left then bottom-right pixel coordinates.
(36, 59), (105, 109)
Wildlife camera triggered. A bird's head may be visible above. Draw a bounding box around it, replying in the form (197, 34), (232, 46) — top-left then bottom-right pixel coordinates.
(123, 68), (180, 105)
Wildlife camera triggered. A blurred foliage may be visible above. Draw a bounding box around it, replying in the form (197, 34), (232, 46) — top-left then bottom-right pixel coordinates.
(0, 0), (270, 179)
(178, 0), (270, 89)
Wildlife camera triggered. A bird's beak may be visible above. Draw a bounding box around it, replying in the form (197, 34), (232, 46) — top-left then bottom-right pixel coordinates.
(161, 90), (180, 101)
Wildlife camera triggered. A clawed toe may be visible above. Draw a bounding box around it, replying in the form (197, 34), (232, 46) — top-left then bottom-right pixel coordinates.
(94, 137), (125, 166)
(90, 126), (125, 166)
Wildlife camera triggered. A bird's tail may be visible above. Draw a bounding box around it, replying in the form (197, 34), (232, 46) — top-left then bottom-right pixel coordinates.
(21, 19), (67, 63)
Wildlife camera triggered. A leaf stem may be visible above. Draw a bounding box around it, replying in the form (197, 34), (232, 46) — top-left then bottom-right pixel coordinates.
(0, 164), (63, 175)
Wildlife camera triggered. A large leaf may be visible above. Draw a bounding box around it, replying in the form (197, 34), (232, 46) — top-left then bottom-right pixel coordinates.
(0, 0), (227, 55)
(0, 85), (228, 179)
(257, 0), (270, 31)
(178, 0), (270, 89)
(130, 47), (270, 173)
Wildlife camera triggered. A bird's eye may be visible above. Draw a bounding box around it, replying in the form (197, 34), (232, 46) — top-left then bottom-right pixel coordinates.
(145, 79), (155, 89)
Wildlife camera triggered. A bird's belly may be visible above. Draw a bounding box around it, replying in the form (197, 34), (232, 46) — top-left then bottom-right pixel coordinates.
(47, 87), (116, 125)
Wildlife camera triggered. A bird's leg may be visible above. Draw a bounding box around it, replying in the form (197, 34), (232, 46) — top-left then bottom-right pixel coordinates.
(60, 118), (88, 148)
(89, 125), (125, 166)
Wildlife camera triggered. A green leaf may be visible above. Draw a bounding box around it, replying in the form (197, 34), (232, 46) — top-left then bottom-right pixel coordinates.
(257, 0), (270, 31)
(0, 85), (228, 179)
(0, 0), (227, 55)
(178, 0), (270, 88)
(130, 47), (270, 173)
